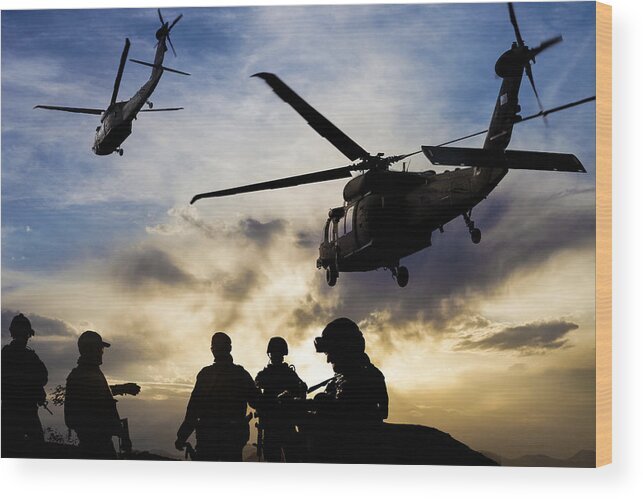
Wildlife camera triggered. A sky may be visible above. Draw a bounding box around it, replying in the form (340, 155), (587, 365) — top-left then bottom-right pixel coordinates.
(1, 2), (597, 461)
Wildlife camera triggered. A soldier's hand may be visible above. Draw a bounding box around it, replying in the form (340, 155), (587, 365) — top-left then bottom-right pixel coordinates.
(121, 383), (141, 396)
(174, 438), (187, 451)
(122, 436), (133, 454)
(277, 390), (294, 400)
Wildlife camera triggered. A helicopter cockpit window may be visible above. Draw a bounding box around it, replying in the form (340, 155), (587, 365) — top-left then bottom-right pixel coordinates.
(344, 206), (354, 234)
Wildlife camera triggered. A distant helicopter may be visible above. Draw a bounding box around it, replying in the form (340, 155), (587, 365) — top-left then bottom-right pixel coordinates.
(34, 9), (189, 156)
(191, 3), (596, 287)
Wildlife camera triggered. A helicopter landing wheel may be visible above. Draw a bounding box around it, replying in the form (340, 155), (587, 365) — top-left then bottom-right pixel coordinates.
(117, 148), (124, 156)
(326, 267), (338, 287)
(395, 266), (409, 287)
(463, 211), (480, 244)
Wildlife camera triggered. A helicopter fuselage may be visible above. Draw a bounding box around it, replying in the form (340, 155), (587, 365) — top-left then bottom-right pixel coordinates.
(318, 166), (507, 272)
(92, 53), (165, 155)
(92, 68), (164, 155)
(93, 103), (132, 155)
(35, 14), (178, 157)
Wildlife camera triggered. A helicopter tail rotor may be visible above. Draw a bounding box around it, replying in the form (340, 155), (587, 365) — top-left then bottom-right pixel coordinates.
(506, 3), (562, 117)
(156, 9), (183, 57)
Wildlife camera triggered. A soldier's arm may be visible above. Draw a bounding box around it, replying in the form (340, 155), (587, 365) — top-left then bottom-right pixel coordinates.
(63, 374), (79, 430)
(35, 352), (48, 387)
(176, 369), (207, 443)
(25, 350), (48, 393)
(292, 370), (308, 398)
(379, 376), (389, 420)
(328, 378), (372, 420)
(244, 370), (262, 410)
(110, 383), (141, 396)
(280, 369), (307, 399)
(31, 352), (49, 404)
(335, 372), (388, 421)
(254, 369), (265, 391)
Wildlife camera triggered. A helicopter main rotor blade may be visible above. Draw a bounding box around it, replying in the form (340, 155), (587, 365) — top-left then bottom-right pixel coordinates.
(164, 14), (183, 57)
(531, 35), (563, 58)
(518, 95), (596, 123)
(169, 13), (183, 31)
(252, 72), (370, 162)
(524, 63), (545, 114)
(33, 105), (104, 115)
(430, 95), (596, 147)
(110, 38), (131, 107)
(167, 35), (177, 57)
(139, 107), (184, 112)
(508, 3), (525, 47)
(191, 165), (354, 204)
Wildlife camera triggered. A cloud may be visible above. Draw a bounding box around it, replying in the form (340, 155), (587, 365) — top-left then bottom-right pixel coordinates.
(97, 314), (176, 380)
(237, 217), (286, 243)
(146, 207), (220, 238)
(1, 309), (77, 338)
(455, 319), (579, 354)
(294, 229), (318, 248)
(111, 247), (198, 290)
(147, 207), (287, 245)
(285, 293), (333, 341)
(219, 269), (261, 300)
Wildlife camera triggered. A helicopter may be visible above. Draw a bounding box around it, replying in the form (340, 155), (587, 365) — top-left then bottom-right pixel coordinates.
(34, 9), (189, 156)
(191, 3), (596, 288)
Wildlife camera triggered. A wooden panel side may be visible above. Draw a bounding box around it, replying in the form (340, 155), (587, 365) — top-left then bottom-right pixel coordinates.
(595, 1), (612, 468)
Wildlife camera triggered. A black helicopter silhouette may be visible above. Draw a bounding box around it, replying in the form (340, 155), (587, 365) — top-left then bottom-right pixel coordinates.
(191, 3), (595, 287)
(34, 9), (189, 156)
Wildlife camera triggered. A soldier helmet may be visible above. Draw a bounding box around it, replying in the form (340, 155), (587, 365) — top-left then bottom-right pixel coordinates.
(314, 318), (365, 354)
(78, 330), (111, 353)
(9, 313), (35, 337)
(267, 336), (288, 355)
(211, 332), (232, 354)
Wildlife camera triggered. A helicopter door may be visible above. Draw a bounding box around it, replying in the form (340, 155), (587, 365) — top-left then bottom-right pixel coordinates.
(337, 204), (358, 257)
(344, 205), (354, 235)
(450, 174), (471, 206)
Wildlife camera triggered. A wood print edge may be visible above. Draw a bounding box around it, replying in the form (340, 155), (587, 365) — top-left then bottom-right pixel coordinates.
(595, 0), (612, 468)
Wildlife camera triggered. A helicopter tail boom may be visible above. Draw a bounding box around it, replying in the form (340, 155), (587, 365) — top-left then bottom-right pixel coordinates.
(422, 146), (586, 173)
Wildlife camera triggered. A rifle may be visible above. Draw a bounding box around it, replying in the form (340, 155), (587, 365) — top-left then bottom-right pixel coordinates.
(184, 442), (196, 460)
(253, 413), (264, 462)
(39, 400), (54, 415)
(118, 418), (132, 458)
(306, 376), (336, 394)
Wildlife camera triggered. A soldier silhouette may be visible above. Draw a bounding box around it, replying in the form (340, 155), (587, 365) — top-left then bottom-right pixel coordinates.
(255, 336), (307, 462)
(175, 332), (260, 461)
(308, 317), (389, 463)
(64, 331), (141, 459)
(1, 313), (48, 456)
